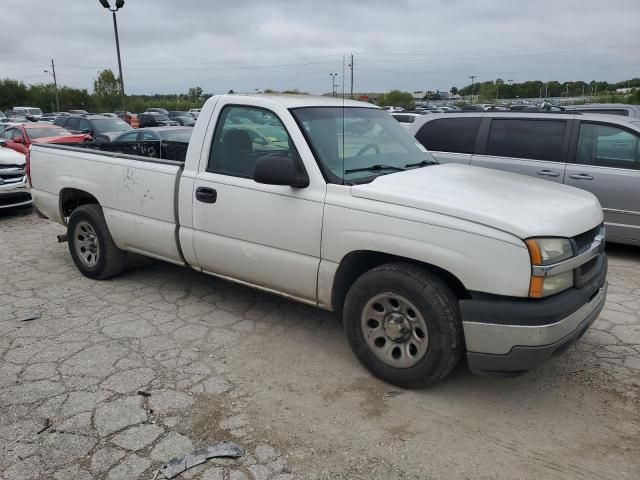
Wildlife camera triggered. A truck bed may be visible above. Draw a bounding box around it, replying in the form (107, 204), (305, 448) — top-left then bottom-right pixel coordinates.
(29, 143), (186, 265)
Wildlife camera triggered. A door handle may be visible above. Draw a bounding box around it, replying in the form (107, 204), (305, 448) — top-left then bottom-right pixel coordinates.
(569, 173), (594, 180)
(536, 169), (560, 177)
(195, 187), (217, 203)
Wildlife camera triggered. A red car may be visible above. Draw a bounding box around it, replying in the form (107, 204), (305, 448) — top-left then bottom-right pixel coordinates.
(0, 123), (90, 155)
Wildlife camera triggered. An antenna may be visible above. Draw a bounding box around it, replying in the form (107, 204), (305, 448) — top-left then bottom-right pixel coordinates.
(342, 54), (346, 184)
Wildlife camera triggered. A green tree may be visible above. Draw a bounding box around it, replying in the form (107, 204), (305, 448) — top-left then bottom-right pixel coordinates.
(187, 86), (203, 101)
(377, 90), (415, 110)
(93, 69), (120, 97)
(450, 86), (458, 95)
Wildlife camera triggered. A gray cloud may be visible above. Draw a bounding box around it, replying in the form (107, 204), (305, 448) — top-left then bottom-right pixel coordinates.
(2, 0), (638, 95)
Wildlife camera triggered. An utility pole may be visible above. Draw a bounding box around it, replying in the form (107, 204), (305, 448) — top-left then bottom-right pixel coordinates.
(329, 73), (338, 97)
(566, 83), (569, 98)
(468, 75), (476, 103)
(99, 0), (126, 113)
(348, 54), (354, 99)
(44, 58), (59, 112)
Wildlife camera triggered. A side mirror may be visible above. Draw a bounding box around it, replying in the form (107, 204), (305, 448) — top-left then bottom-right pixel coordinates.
(12, 136), (24, 144)
(253, 155), (309, 188)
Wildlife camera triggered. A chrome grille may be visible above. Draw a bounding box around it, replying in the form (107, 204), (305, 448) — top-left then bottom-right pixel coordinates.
(0, 165), (25, 185)
(573, 225), (602, 254)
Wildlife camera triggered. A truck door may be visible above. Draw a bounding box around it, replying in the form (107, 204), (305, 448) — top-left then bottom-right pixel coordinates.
(189, 104), (324, 303)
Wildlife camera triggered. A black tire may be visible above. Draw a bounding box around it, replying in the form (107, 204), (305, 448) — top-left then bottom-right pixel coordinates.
(67, 204), (125, 280)
(343, 262), (462, 389)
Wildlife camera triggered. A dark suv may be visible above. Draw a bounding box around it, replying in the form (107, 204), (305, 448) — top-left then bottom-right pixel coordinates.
(138, 113), (179, 128)
(53, 115), (132, 142)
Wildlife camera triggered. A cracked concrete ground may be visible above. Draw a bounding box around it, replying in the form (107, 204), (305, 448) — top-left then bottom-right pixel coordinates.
(1, 207), (639, 479)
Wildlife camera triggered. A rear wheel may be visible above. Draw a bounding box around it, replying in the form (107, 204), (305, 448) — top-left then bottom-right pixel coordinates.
(67, 204), (125, 279)
(343, 262), (462, 388)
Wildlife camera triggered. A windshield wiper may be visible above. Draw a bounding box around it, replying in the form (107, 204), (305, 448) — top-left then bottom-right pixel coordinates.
(344, 164), (405, 174)
(405, 159), (439, 168)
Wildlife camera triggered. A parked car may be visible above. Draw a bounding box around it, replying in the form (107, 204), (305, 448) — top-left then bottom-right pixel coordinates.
(138, 112), (179, 128)
(68, 109), (90, 115)
(115, 111), (139, 128)
(168, 112), (196, 126)
(563, 104), (640, 118)
(382, 106), (405, 113)
(113, 126), (193, 143)
(10, 107), (43, 121)
(189, 108), (201, 118)
(111, 127), (193, 161)
(30, 94), (606, 388)
(0, 123), (90, 154)
(391, 112), (424, 127)
(0, 141), (30, 209)
(40, 113), (60, 123)
(410, 112), (640, 245)
(54, 115), (132, 142)
(146, 108), (169, 115)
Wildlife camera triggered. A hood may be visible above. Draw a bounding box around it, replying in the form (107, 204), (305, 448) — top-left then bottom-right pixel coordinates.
(350, 163), (603, 239)
(0, 147), (25, 166)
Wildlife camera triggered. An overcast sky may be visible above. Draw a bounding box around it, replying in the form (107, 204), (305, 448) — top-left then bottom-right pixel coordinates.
(2, 0), (639, 95)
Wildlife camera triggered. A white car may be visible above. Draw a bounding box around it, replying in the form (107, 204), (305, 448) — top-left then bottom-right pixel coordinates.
(29, 94), (607, 388)
(0, 141), (30, 209)
(391, 112), (426, 128)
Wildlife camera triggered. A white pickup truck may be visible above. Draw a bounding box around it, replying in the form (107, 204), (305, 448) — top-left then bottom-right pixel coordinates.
(29, 94), (607, 388)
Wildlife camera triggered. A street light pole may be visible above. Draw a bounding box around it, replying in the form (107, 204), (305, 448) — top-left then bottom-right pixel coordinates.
(99, 0), (126, 113)
(468, 75), (476, 103)
(44, 58), (59, 112)
(329, 73), (338, 97)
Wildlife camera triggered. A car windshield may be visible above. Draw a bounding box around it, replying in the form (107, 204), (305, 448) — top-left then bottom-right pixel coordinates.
(92, 118), (132, 133)
(292, 107), (434, 183)
(159, 129), (193, 142)
(26, 108), (43, 116)
(27, 127), (72, 139)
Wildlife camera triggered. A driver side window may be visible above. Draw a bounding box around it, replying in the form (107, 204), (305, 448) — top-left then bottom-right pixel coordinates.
(207, 106), (299, 178)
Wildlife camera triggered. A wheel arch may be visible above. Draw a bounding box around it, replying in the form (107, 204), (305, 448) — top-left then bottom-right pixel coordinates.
(330, 250), (470, 313)
(59, 188), (100, 222)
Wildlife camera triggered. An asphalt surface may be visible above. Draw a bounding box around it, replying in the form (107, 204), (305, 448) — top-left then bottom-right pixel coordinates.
(0, 207), (639, 479)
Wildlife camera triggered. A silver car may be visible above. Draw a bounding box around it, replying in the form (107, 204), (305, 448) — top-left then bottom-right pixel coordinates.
(410, 112), (640, 245)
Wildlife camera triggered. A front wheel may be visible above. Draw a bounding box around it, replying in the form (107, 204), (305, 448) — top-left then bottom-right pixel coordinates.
(67, 204), (125, 280)
(343, 263), (463, 388)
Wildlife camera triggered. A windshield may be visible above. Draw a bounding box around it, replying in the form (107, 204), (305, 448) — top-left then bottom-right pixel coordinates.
(27, 127), (72, 140)
(92, 118), (132, 133)
(292, 107), (434, 183)
(159, 129), (193, 142)
(26, 108), (43, 115)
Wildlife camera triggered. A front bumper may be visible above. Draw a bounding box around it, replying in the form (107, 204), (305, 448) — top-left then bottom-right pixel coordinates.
(460, 253), (607, 375)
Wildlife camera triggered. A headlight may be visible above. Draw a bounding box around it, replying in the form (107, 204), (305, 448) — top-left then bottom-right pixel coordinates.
(525, 237), (574, 298)
(525, 238), (573, 265)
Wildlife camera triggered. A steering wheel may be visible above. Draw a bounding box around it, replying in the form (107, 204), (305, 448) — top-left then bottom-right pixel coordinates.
(356, 143), (381, 156)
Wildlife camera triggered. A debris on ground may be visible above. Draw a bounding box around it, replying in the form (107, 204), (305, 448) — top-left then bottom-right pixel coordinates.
(36, 418), (52, 434)
(19, 314), (41, 322)
(159, 441), (244, 479)
(137, 390), (152, 397)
